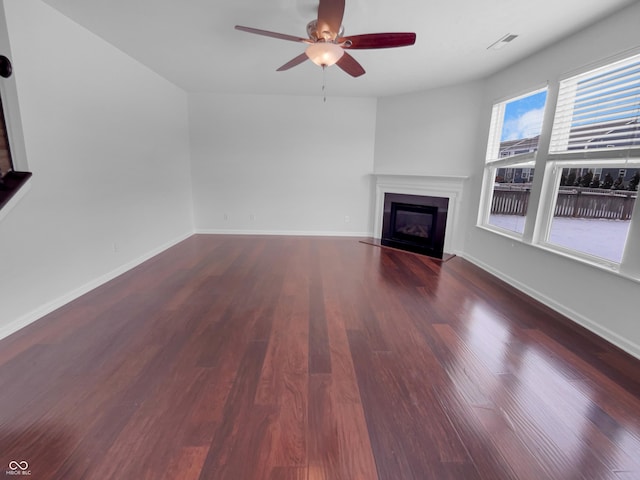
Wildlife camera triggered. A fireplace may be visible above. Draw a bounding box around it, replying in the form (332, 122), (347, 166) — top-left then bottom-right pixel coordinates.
(381, 193), (448, 258)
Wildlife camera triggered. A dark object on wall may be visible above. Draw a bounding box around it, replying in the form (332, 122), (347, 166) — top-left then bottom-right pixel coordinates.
(0, 56), (12, 78)
(0, 69), (33, 211)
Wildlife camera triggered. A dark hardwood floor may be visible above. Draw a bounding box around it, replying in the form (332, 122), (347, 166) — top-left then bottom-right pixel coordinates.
(1, 235), (639, 479)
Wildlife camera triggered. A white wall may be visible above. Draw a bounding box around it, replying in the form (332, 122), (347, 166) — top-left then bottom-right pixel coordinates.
(463, 1), (640, 357)
(374, 82), (484, 176)
(0, 0), (194, 337)
(189, 93), (376, 236)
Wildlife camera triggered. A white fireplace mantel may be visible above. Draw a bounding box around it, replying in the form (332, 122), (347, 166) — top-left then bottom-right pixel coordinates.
(372, 173), (469, 255)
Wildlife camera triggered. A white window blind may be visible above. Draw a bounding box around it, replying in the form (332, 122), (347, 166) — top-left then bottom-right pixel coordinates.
(485, 102), (505, 161)
(550, 53), (640, 153)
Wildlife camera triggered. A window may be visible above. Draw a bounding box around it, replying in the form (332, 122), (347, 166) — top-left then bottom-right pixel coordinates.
(540, 53), (640, 267)
(478, 50), (640, 278)
(479, 88), (548, 235)
(545, 163), (638, 263)
(478, 51), (640, 275)
(593, 168), (603, 183)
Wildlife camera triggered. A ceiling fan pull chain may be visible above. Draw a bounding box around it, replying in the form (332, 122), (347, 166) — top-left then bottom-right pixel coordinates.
(322, 65), (327, 103)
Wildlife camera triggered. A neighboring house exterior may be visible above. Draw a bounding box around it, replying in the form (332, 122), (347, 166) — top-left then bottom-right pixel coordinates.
(496, 118), (640, 187)
(499, 136), (540, 157)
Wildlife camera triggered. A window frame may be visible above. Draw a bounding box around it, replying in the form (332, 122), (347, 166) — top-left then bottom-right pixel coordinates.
(478, 50), (640, 279)
(535, 158), (639, 269)
(478, 86), (548, 238)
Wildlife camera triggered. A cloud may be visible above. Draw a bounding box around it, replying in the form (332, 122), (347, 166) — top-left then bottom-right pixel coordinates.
(501, 107), (545, 141)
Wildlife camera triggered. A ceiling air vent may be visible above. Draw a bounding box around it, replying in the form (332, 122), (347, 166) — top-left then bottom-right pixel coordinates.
(487, 33), (519, 50)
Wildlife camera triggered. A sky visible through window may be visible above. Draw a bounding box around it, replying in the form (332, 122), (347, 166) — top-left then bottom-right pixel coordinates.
(501, 90), (547, 142)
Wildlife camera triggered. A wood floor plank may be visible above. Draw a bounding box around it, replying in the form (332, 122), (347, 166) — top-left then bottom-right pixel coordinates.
(0, 235), (639, 479)
(255, 293), (308, 467)
(307, 373), (379, 480)
(308, 263), (331, 374)
(436, 323), (596, 479)
(196, 339), (274, 480)
(433, 384), (520, 480)
(268, 466), (308, 480)
(525, 329), (640, 427)
(348, 329), (468, 480)
(162, 446), (210, 480)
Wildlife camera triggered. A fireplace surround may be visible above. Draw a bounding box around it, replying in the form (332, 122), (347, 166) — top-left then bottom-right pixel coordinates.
(382, 193), (448, 258)
(373, 174), (467, 257)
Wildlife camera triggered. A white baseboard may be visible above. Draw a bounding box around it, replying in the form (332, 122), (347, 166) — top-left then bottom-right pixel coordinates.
(461, 253), (640, 360)
(0, 231), (194, 342)
(195, 229), (373, 237)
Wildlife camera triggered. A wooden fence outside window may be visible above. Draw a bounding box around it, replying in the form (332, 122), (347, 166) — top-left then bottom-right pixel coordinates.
(491, 186), (637, 220)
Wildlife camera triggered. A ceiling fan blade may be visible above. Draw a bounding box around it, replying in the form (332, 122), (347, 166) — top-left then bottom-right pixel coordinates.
(317, 0), (345, 40)
(336, 52), (365, 77)
(235, 25), (309, 43)
(340, 32), (416, 49)
(277, 53), (309, 71)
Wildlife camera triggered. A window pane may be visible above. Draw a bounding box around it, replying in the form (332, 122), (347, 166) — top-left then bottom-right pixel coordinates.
(488, 163), (535, 234)
(550, 53), (640, 154)
(547, 167), (639, 263)
(499, 90), (547, 157)
(485, 89), (548, 161)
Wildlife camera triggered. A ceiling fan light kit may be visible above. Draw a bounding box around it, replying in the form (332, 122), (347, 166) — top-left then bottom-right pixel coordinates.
(235, 0), (416, 77)
(305, 42), (345, 67)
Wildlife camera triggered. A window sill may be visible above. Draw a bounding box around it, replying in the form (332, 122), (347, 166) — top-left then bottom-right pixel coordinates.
(476, 222), (524, 242)
(533, 240), (640, 284)
(0, 171), (32, 221)
(475, 222), (640, 284)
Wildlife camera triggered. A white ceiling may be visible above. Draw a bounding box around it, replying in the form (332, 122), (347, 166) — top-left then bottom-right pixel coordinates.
(42, 0), (638, 97)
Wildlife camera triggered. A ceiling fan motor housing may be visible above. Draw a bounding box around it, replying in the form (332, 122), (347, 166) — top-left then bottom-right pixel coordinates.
(306, 20), (344, 42)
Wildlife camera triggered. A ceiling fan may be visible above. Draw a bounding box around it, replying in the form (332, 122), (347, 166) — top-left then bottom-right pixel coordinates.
(235, 0), (416, 77)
